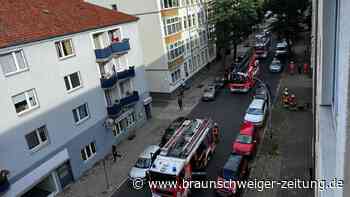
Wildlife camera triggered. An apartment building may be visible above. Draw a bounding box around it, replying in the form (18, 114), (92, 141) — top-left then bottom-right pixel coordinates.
(87, 0), (217, 94)
(313, 0), (350, 196)
(0, 1), (151, 196)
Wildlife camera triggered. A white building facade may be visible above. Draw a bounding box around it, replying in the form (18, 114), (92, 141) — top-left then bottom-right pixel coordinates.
(0, 1), (151, 196)
(87, 0), (217, 94)
(313, 0), (350, 196)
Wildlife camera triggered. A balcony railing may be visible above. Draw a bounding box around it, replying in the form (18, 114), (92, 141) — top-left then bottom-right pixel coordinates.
(120, 91), (139, 106)
(94, 39), (130, 62)
(106, 91), (140, 117)
(100, 67), (135, 89)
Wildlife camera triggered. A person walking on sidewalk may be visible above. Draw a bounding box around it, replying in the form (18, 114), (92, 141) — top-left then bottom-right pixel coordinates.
(178, 94), (183, 111)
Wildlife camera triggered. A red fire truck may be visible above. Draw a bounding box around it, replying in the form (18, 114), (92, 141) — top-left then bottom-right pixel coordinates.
(148, 118), (218, 197)
(228, 54), (258, 93)
(255, 32), (271, 59)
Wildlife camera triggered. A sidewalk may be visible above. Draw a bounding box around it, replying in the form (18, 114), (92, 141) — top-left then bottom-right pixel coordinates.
(244, 31), (313, 197)
(58, 55), (228, 197)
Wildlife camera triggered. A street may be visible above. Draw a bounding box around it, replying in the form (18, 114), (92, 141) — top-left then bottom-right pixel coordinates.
(112, 52), (283, 197)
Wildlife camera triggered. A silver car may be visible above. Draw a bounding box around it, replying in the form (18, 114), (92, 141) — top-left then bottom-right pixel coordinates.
(269, 58), (282, 73)
(202, 84), (216, 101)
(128, 145), (160, 181)
(244, 99), (268, 126)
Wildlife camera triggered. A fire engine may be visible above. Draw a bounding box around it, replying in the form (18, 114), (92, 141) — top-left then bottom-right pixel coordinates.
(228, 54), (258, 93)
(148, 118), (218, 197)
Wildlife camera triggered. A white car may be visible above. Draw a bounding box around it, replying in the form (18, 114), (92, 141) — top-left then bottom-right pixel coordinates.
(128, 145), (160, 181)
(244, 99), (268, 126)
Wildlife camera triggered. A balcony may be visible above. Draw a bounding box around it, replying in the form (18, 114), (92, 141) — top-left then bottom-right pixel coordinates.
(100, 67), (135, 89)
(106, 91), (139, 117)
(94, 39), (130, 62)
(120, 91), (139, 106)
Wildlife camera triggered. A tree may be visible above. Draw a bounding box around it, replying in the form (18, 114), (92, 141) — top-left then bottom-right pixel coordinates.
(211, 0), (259, 68)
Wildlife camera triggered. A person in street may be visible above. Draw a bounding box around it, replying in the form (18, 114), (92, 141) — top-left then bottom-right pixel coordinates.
(288, 61), (295, 75)
(112, 145), (122, 162)
(288, 94), (297, 109)
(282, 88), (290, 107)
(178, 94), (183, 111)
(212, 123), (220, 143)
(298, 63), (302, 74)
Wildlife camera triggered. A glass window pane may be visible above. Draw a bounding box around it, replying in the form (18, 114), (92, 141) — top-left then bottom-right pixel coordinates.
(27, 90), (37, 107)
(78, 104), (88, 119)
(73, 109), (79, 122)
(81, 149), (87, 160)
(64, 76), (71, 90)
(0, 53), (17, 74)
(86, 146), (91, 158)
(25, 131), (40, 149)
(15, 51), (26, 69)
(90, 142), (96, 154)
(62, 40), (73, 56)
(55, 42), (63, 57)
(70, 72), (80, 89)
(38, 126), (48, 142)
(12, 93), (29, 113)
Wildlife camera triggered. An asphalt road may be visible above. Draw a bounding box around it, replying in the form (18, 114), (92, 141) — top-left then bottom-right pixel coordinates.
(112, 48), (284, 197)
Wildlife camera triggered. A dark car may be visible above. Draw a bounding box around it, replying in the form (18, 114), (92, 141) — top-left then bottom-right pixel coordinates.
(213, 77), (225, 89)
(253, 86), (268, 101)
(160, 117), (188, 147)
(215, 153), (249, 196)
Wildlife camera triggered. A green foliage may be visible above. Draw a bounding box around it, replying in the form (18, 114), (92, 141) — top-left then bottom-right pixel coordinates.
(211, 0), (260, 57)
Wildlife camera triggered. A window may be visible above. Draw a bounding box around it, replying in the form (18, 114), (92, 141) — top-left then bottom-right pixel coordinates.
(81, 142), (96, 161)
(111, 4), (117, 10)
(25, 125), (49, 151)
(161, 0), (179, 9)
(12, 89), (39, 114)
(198, 12), (202, 25)
(72, 103), (89, 124)
(0, 50), (28, 76)
(113, 112), (137, 136)
(183, 16), (187, 29)
(167, 40), (185, 61)
(171, 69), (181, 83)
(192, 14), (196, 26)
(188, 15), (192, 28)
(163, 17), (182, 36)
(55, 39), (74, 59)
(64, 72), (82, 91)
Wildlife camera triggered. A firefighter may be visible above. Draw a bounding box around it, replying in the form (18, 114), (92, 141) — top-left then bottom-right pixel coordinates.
(282, 88), (290, 107)
(303, 63), (310, 74)
(288, 94), (297, 109)
(212, 123), (219, 143)
(288, 61), (295, 75)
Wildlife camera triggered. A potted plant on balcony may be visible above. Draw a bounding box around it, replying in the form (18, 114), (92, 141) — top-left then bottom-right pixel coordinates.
(0, 169), (10, 193)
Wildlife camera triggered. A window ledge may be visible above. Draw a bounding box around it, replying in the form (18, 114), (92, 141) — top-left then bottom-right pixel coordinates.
(83, 153), (96, 163)
(29, 141), (49, 154)
(4, 68), (29, 77)
(67, 85), (83, 94)
(17, 105), (40, 117)
(58, 54), (76, 61)
(74, 116), (90, 126)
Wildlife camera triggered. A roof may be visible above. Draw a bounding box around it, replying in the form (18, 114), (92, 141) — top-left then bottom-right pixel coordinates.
(139, 145), (160, 159)
(0, 0), (138, 48)
(249, 99), (265, 109)
(150, 156), (186, 176)
(223, 153), (242, 172)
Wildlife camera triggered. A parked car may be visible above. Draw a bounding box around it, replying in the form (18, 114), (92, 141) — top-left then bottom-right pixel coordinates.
(253, 85), (268, 101)
(202, 84), (216, 101)
(269, 58), (283, 73)
(128, 145), (160, 182)
(275, 40), (288, 57)
(244, 99), (268, 126)
(213, 77), (225, 89)
(215, 153), (249, 196)
(232, 122), (257, 156)
(160, 117), (188, 146)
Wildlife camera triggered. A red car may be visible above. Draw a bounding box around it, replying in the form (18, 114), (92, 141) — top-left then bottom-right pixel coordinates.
(232, 122), (257, 156)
